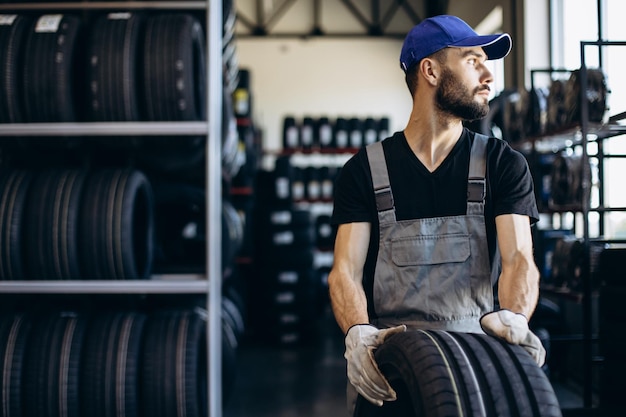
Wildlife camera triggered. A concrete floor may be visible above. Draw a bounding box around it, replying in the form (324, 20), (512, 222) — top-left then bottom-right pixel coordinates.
(223, 307), (593, 417)
(223, 307), (348, 417)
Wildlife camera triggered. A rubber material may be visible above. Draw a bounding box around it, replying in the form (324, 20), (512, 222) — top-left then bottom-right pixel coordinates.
(354, 330), (562, 417)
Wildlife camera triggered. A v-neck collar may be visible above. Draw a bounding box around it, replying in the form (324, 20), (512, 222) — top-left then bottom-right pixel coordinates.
(399, 129), (468, 176)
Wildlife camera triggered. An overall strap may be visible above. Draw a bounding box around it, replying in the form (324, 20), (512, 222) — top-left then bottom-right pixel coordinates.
(366, 142), (397, 224)
(467, 133), (488, 205)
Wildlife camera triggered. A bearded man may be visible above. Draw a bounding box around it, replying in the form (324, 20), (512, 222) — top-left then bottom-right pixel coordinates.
(327, 15), (545, 415)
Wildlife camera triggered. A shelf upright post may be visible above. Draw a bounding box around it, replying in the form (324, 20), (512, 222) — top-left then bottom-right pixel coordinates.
(207, 0), (223, 416)
(578, 40), (593, 410)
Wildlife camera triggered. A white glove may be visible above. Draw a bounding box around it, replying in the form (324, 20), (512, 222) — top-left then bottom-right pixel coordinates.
(480, 310), (546, 367)
(344, 324), (407, 406)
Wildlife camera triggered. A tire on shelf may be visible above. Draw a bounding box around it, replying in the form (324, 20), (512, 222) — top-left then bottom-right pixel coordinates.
(151, 180), (242, 274)
(0, 170), (35, 280)
(550, 235), (585, 290)
(23, 311), (86, 417)
(546, 79), (568, 132)
(0, 313), (33, 417)
(79, 168), (154, 280)
(25, 169), (87, 280)
(221, 308), (239, 403)
(222, 199), (244, 271)
(222, 292), (246, 344)
(80, 311), (146, 417)
(135, 13), (207, 182)
(549, 153), (586, 208)
(151, 180), (204, 273)
(22, 14), (82, 122)
(354, 330), (562, 417)
(84, 12), (144, 121)
(527, 87), (549, 137)
(140, 309), (208, 417)
(140, 13), (206, 121)
(564, 68), (609, 125)
(0, 14), (31, 123)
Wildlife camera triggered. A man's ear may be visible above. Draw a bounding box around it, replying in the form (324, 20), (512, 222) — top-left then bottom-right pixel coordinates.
(420, 58), (440, 87)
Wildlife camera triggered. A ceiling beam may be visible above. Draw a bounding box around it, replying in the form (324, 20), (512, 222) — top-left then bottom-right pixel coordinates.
(235, 0), (445, 38)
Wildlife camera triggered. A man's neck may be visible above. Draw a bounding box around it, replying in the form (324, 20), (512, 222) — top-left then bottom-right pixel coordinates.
(403, 113), (464, 173)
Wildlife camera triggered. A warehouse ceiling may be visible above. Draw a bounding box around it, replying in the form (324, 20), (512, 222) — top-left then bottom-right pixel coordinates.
(234, 0), (449, 38)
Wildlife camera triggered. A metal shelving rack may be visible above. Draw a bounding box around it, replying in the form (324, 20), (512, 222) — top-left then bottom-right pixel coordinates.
(526, 42), (626, 417)
(578, 39), (626, 414)
(0, 1), (223, 416)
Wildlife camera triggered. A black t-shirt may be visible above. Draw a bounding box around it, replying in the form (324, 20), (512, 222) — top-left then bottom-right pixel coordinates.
(331, 128), (539, 297)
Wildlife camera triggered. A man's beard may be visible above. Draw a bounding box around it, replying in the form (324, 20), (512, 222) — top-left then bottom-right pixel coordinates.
(435, 67), (490, 121)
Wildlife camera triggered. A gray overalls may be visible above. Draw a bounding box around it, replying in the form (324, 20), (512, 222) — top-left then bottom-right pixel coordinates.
(346, 134), (496, 414)
(366, 133), (495, 333)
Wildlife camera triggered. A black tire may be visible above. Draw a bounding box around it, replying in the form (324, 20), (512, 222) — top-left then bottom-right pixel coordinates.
(79, 169), (154, 279)
(141, 309), (208, 417)
(0, 14), (30, 123)
(0, 313), (33, 417)
(22, 14), (82, 122)
(564, 68), (608, 124)
(222, 293), (245, 343)
(23, 311), (86, 417)
(0, 170), (35, 280)
(84, 12), (144, 121)
(221, 310), (239, 403)
(550, 235), (586, 290)
(222, 199), (243, 270)
(354, 330), (562, 417)
(140, 13), (206, 121)
(547, 79), (568, 132)
(151, 180), (205, 273)
(80, 311), (146, 417)
(25, 169), (87, 280)
(549, 153), (586, 208)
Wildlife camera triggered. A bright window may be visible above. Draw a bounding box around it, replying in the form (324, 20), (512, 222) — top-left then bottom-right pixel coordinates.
(551, 0), (626, 238)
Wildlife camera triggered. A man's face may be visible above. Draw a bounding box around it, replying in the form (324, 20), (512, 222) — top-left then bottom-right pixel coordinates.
(434, 47), (492, 121)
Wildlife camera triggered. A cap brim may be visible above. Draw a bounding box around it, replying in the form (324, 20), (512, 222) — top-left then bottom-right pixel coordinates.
(451, 33), (512, 60)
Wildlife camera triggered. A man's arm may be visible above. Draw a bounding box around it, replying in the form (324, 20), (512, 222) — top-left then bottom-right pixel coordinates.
(328, 222), (371, 333)
(328, 221), (406, 406)
(480, 213), (545, 366)
(495, 213), (540, 319)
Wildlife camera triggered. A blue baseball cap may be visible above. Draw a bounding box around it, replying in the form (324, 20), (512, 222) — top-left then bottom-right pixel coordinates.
(400, 15), (512, 72)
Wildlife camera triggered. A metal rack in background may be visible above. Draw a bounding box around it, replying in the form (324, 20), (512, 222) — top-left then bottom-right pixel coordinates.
(0, 1), (224, 416)
(578, 39), (626, 414)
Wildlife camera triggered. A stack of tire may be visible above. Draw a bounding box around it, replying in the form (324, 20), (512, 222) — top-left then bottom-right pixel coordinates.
(282, 115), (390, 152)
(251, 206), (320, 344)
(548, 152), (589, 210)
(290, 165), (340, 203)
(0, 11), (244, 186)
(250, 158), (322, 344)
(597, 244), (626, 415)
(0, 167), (154, 280)
(0, 306), (239, 417)
(471, 68), (609, 143)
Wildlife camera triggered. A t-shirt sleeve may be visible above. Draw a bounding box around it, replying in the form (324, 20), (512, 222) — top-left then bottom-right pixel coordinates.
(331, 150), (376, 226)
(491, 143), (540, 224)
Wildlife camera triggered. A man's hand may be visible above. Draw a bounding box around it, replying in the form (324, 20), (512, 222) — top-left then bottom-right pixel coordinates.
(480, 310), (546, 366)
(344, 324), (406, 406)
